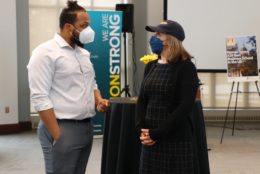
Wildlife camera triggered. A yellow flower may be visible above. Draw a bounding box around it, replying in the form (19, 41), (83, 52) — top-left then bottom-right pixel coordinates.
(140, 54), (158, 64)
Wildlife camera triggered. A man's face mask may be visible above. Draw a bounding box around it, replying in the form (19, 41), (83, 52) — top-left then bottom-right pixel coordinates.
(72, 26), (95, 45)
(149, 36), (163, 55)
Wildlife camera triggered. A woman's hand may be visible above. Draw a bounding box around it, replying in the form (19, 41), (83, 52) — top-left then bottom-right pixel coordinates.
(140, 129), (156, 146)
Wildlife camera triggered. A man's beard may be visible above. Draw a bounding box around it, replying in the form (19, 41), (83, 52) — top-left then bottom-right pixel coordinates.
(73, 37), (84, 48)
(71, 31), (84, 48)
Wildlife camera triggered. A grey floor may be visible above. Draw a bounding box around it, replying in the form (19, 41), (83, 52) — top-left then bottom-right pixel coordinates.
(0, 123), (260, 174)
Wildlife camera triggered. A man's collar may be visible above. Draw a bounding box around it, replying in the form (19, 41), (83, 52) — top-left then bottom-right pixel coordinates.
(54, 33), (84, 52)
(54, 33), (72, 48)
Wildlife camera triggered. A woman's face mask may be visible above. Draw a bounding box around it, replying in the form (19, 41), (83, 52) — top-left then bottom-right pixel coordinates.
(149, 36), (163, 55)
(73, 26), (95, 44)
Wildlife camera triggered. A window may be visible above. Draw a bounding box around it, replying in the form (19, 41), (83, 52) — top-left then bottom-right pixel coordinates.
(198, 73), (260, 108)
(29, 0), (125, 53)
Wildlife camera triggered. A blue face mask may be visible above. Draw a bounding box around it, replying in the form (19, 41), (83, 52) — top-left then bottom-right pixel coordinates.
(149, 36), (163, 55)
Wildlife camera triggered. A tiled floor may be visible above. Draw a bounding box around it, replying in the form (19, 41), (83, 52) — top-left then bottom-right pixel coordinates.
(207, 123), (260, 174)
(0, 123), (260, 174)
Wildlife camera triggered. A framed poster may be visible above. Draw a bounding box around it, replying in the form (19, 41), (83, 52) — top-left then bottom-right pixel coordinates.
(226, 36), (259, 82)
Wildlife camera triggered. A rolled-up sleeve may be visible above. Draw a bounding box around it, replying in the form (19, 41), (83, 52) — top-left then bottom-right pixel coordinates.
(27, 48), (54, 111)
(93, 78), (98, 90)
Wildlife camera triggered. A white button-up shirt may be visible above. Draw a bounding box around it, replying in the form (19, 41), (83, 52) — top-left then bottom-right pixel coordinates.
(27, 34), (97, 120)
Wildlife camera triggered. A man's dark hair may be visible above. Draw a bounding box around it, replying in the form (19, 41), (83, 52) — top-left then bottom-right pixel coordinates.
(59, 0), (85, 29)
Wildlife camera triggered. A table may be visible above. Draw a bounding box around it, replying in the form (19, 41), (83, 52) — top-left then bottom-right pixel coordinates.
(101, 97), (141, 174)
(101, 97), (210, 174)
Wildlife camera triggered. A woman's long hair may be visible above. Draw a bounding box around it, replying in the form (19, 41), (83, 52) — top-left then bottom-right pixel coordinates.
(163, 35), (193, 63)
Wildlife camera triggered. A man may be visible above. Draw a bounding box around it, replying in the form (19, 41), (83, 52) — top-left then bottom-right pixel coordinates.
(27, 1), (109, 173)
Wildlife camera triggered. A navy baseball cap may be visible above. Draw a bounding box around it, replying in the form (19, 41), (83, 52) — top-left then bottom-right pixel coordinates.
(145, 20), (185, 41)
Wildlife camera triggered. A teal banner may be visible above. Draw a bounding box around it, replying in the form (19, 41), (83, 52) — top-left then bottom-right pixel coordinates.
(85, 11), (122, 135)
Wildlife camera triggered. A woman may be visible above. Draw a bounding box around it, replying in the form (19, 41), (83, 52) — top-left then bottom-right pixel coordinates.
(136, 20), (200, 174)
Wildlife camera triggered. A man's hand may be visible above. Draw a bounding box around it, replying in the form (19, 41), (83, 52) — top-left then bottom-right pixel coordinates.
(97, 99), (110, 112)
(38, 108), (61, 141)
(94, 89), (110, 112)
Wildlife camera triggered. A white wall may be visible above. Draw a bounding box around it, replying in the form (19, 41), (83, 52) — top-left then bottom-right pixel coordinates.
(146, 0), (163, 55)
(147, 0), (163, 29)
(167, 0), (260, 70)
(0, 0), (19, 124)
